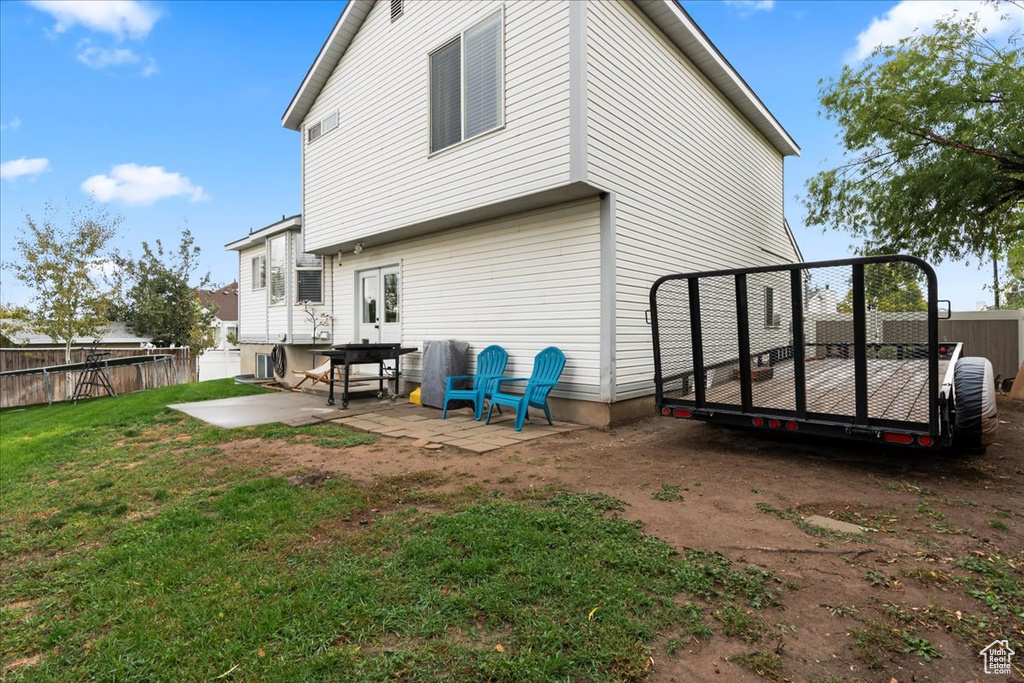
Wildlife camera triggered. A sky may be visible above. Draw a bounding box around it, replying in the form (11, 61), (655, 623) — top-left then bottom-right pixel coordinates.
(1, 0), (1020, 311)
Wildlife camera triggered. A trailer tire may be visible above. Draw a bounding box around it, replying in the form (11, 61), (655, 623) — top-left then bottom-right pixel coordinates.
(952, 357), (997, 453)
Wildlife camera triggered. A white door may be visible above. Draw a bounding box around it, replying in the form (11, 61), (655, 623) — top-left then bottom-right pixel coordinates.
(357, 266), (401, 344)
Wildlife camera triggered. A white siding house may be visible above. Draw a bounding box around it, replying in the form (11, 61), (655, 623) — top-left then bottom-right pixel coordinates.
(230, 0), (801, 425)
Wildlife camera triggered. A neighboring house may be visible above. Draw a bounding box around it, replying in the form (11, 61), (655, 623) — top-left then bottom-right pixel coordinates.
(229, 0), (802, 425)
(197, 283), (242, 381)
(1, 321), (153, 349)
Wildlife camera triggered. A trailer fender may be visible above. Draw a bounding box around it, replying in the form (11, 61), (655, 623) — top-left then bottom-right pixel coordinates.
(952, 357), (997, 452)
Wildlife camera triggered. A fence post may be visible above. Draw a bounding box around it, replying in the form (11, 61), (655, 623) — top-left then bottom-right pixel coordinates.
(43, 368), (52, 407)
(137, 363), (146, 390)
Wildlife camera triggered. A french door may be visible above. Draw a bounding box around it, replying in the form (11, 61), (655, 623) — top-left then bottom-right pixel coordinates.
(357, 265), (401, 344)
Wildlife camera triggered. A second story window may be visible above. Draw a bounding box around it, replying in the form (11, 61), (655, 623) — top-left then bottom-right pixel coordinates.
(251, 254), (266, 290)
(429, 11), (503, 154)
(307, 112), (339, 144)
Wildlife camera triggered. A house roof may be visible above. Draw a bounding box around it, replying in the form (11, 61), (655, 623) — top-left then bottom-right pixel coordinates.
(225, 214), (302, 252)
(1, 320), (153, 346)
(198, 282), (239, 322)
(281, 0), (799, 157)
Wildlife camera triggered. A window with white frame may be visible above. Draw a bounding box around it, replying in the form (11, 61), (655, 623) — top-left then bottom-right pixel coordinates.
(255, 353), (272, 379)
(294, 234), (323, 303)
(764, 286), (781, 328)
(429, 11), (503, 153)
(268, 234), (287, 305)
(307, 111), (339, 143)
(251, 254), (266, 290)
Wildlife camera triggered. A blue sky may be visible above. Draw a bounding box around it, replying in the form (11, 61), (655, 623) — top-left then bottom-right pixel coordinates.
(1, 0), (1019, 311)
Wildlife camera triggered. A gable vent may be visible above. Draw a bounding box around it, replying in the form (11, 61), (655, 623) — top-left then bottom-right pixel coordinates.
(390, 0), (403, 22)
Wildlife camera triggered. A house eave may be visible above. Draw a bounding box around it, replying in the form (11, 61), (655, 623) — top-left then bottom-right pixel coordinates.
(280, 0), (798, 156)
(634, 0), (800, 157)
(304, 181), (605, 256)
(282, 0), (374, 131)
(225, 215), (303, 252)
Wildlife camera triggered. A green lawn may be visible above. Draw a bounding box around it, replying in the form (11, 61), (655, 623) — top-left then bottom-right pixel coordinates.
(1, 380), (784, 681)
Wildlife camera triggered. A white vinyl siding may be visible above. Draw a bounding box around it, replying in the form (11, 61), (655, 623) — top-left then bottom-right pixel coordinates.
(238, 245), (268, 343)
(329, 200), (602, 399)
(585, 0), (799, 399)
(302, 0), (571, 253)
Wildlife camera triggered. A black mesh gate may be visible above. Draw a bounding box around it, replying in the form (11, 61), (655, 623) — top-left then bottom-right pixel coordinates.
(650, 256), (955, 446)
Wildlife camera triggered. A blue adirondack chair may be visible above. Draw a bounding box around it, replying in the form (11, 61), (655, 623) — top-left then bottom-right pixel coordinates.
(485, 346), (566, 432)
(442, 344), (509, 421)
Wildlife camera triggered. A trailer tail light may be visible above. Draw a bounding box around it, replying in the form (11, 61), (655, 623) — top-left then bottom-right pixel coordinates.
(786, 421), (798, 431)
(752, 417), (764, 427)
(882, 432), (914, 445)
(673, 409), (692, 418)
(768, 419), (781, 429)
(661, 407), (671, 416)
(917, 436), (934, 447)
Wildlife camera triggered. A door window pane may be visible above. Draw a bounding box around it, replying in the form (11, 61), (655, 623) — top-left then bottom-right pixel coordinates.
(362, 275), (378, 323)
(384, 273), (399, 323)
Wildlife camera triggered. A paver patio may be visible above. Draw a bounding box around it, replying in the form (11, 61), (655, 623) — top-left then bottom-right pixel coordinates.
(319, 399), (582, 453)
(171, 388), (582, 453)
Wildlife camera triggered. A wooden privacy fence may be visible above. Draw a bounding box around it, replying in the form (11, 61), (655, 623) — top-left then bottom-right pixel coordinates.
(0, 347), (193, 409)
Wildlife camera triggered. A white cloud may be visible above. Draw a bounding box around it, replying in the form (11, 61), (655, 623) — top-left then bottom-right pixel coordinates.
(82, 164), (209, 206)
(76, 43), (140, 69)
(27, 0), (160, 41)
(848, 1), (1024, 62)
(1, 157), (51, 181)
(141, 57), (158, 78)
(725, 0), (775, 14)
(0, 117), (21, 133)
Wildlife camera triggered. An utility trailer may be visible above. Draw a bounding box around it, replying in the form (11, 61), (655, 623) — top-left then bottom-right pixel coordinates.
(649, 256), (997, 451)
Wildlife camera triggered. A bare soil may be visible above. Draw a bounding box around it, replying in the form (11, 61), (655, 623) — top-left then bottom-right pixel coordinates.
(220, 398), (1024, 682)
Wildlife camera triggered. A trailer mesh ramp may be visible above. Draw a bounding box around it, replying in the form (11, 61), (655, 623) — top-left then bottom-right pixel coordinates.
(651, 256), (942, 438)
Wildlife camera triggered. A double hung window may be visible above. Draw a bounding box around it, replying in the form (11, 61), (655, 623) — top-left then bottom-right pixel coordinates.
(430, 11), (503, 153)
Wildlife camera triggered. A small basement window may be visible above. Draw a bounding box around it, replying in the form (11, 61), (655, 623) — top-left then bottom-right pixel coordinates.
(255, 353), (272, 379)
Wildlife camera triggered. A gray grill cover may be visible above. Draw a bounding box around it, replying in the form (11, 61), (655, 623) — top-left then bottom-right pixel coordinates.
(420, 339), (470, 409)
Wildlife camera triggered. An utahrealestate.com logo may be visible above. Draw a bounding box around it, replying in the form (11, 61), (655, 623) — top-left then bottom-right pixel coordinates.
(980, 639), (1014, 675)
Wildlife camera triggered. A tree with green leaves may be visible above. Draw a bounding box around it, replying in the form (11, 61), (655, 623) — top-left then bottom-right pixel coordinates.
(804, 8), (1024, 304)
(110, 230), (215, 357)
(2, 202), (122, 363)
(837, 258), (928, 313)
(1001, 241), (1024, 308)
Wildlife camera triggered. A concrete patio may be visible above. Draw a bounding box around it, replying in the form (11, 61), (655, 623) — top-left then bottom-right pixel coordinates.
(171, 389), (582, 454)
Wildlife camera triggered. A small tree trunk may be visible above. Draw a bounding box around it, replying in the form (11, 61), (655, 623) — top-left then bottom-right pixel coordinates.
(64, 339), (72, 365)
(993, 256), (1001, 309)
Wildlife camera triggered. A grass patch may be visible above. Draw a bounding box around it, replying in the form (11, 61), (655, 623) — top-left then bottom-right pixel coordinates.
(0, 380), (785, 681)
(727, 649), (784, 681)
(652, 484), (684, 502)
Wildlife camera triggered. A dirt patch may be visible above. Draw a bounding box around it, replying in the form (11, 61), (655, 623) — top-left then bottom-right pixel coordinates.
(1, 653), (40, 675)
(218, 398), (1024, 681)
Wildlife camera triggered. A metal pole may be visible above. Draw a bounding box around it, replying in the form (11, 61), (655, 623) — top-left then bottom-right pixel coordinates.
(688, 278), (706, 407)
(735, 274), (753, 413)
(790, 269), (807, 419)
(852, 264), (869, 426)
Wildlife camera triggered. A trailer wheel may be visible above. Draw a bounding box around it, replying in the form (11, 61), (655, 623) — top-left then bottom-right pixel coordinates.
(952, 357), (997, 453)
